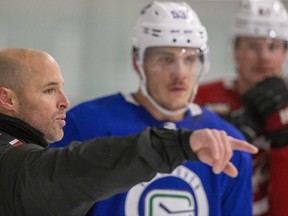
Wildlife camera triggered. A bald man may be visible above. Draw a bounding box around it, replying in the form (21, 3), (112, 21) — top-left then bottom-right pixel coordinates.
(0, 48), (257, 216)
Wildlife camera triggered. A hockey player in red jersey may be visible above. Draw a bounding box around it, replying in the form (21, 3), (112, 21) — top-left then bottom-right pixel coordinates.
(195, 0), (288, 215)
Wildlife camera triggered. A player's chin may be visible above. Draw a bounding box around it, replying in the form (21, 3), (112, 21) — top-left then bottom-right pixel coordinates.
(57, 130), (64, 140)
(168, 102), (187, 111)
(172, 96), (190, 105)
(56, 118), (66, 128)
(49, 130), (64, 143)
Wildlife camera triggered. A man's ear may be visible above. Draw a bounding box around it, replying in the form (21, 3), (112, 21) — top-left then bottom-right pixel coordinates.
(0, 87), (16, 111)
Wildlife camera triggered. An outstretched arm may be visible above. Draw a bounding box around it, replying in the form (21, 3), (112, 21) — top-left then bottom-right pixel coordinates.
(2, 127), (257, 215)
(142, 127), (257, 178)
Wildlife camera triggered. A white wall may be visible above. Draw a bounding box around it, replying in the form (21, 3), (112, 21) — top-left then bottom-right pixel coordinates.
(0, 0), (287, 106)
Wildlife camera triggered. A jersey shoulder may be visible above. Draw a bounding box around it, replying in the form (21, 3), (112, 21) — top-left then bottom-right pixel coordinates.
(195, 78), (241, 111)
(196, 78), (235, 100)
(70, 93), (124, 113)
(197, 107), (246, 140)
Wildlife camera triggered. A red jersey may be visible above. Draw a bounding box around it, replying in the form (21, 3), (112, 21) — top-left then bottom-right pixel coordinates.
(195, 78), (288, 216)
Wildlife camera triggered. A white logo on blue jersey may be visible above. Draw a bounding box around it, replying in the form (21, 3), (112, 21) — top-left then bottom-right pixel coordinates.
(125, 165), (209, 216)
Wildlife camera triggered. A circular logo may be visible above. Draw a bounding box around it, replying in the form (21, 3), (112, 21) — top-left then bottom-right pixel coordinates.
(125, 165), (208, 216)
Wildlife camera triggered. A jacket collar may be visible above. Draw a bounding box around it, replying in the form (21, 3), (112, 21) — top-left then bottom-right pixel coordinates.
(0, 113), (48, 147)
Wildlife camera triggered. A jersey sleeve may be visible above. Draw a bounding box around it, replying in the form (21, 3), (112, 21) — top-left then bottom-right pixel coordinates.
(269, 146), (288, 215)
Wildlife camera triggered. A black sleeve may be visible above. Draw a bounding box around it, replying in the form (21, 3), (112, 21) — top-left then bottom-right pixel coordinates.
(1, 127), (195, 216)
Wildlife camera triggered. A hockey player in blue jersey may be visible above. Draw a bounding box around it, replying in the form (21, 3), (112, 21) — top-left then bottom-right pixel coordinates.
(54, 1), (255, 215)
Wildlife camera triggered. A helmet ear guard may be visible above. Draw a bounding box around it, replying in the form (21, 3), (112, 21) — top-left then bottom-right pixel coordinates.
(232, 0), (288, 41)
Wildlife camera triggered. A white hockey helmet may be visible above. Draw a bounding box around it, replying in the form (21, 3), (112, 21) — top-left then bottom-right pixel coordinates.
(232, 0), (288, 41)
(132, 1), (209, 64)
(131, 1), (209, 116)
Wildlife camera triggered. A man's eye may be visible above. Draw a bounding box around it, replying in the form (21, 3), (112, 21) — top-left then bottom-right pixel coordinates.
(160, 56), (174, 64)
(45, 89), (55, 94)
(186, 55), (197, 63)
(269, 43), (281, 51)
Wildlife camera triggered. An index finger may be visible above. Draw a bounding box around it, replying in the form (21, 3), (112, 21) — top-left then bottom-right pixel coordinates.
(228, 136), (258, 154)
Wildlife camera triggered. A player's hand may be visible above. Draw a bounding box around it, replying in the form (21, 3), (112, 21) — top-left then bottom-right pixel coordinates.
(189, 129), (258, 178)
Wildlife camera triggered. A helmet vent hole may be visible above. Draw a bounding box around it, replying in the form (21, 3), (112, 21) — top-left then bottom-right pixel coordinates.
(173, 38), (177, 43)
(187, 39), (191, 43)
(154, 11), (159, 16)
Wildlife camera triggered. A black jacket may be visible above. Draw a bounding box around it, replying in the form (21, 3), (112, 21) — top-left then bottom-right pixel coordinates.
(0, 114), (196, 216)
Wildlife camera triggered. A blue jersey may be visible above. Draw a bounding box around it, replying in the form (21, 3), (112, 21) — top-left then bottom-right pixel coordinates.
(54, 93), (253, 216)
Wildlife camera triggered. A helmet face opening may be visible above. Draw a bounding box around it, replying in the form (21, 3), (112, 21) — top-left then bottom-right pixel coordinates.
(234, 36), (288, 51)
(143, 46), (207, 81)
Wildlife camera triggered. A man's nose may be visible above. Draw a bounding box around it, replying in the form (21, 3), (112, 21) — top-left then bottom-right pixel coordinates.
(170, 60), (190, 77)
(58, 90), (70, 110)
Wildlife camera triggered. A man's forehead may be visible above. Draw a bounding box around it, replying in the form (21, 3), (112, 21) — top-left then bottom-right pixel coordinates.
(26, 74), (64, 92)
(24, 56), (63, 86)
